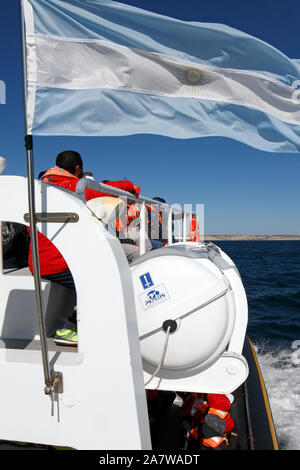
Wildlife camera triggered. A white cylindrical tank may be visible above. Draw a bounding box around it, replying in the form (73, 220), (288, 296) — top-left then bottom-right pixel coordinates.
(130, 243), (246, 380)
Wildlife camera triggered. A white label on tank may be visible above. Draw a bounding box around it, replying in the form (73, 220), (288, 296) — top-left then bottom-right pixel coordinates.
(139, 284), (170, 310)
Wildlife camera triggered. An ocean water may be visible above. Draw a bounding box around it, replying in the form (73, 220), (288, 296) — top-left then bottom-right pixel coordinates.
(215, 241), (300, 450)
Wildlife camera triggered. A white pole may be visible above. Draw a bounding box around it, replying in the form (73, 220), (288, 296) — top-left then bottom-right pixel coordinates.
(183, 212), (187, 242)
(168, 207), (173, 245)
(177, 217), (182, 242)
(140, 201), (146, 255)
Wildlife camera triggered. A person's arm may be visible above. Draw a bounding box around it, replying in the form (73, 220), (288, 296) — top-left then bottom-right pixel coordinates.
(84, 180), (140, 201)
(103, 180), (140, 195)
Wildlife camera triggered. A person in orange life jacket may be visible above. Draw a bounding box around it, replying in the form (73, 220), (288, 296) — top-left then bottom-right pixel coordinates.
(42, 151), (140, 199)
(116, 195), (156, 263)
(116, 201), (140, 237)
(147, 197), (176, 248)
(199, 413), (238, 450)
(206, 393), (235, 433)
(146, 197), (164, 249)
(187, 393), (234, 449)
(27, 151), (140, 344)
(31, 150), (140, 279)
(116, 195), (165, 253)
(189, 212), (200, 243)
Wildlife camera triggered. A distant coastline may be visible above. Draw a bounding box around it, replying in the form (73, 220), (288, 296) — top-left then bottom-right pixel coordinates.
(204, 235), (300, 240)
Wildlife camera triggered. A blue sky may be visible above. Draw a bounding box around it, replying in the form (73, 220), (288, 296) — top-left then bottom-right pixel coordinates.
(1, 0), (300, 235)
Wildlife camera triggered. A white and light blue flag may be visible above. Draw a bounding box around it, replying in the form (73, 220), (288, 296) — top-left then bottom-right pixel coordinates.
(22, 0), (300, 152)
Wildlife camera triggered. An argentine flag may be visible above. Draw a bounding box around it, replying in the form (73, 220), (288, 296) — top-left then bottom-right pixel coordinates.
(22, 0), (300, 152)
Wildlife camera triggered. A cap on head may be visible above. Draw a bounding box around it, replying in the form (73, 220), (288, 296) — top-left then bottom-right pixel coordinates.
(153, 196), (166, 204)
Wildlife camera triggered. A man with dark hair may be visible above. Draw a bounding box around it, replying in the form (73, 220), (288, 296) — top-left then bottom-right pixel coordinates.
(56, 150), (83, 176)
(27, 150), (140, 345)
(42, 150), (140, 198)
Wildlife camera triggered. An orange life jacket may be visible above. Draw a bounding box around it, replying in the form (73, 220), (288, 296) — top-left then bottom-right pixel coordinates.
(146, 203), (163, 241)
(201, 436), (228, 448)
(208, 408), (228, 419)
(189, 216), (200, 242)
(42, 167), (78, 183)
(116, 202), (140, 233)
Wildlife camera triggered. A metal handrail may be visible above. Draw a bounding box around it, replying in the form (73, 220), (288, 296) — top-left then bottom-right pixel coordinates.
(75, 178), (199, 254)
(75, 178), (195, 215)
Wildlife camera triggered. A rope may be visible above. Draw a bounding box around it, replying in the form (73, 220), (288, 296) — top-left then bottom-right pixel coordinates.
(144, 326), (171, 387)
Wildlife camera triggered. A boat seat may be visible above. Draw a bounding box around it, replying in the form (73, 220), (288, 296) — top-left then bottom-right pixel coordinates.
(0, 267), (76, 346)
(0, 337), (76, 353)
(3, 267), (33, 276)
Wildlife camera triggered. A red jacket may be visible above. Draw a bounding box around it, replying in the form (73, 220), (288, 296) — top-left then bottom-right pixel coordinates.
(28, 168), (137, 276)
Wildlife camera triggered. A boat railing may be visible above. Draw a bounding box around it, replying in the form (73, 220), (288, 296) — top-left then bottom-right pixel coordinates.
(75, 178), (202, 255)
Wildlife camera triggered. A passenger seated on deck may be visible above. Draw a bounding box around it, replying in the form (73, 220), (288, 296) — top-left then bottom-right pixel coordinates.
(206, 394), (235, 434)
(185, 393), (235, 449)
(147, 197), (165, 249)
(27, 150), (140, 345)
(199, 414), (238, 450)
(116, 200), (153, 263)
(42, 150), (140, 197)
(121, 215), (153, 263)
(148, 197), (175, 247)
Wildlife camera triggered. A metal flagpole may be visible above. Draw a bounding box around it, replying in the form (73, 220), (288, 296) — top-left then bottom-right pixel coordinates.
(19, 0), (53, 399)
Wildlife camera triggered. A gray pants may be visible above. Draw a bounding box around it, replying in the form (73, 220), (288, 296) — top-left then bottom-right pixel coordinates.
(121, 243), (144, 263)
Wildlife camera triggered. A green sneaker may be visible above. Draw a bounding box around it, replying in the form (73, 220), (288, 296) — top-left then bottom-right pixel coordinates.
(55, 322), (78, 346)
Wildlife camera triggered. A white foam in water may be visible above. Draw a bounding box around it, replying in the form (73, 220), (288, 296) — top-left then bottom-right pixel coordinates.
(255, 346), (300, 450)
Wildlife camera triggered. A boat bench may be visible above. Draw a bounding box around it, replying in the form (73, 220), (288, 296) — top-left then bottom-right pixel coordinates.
(0, 267), (76, 352)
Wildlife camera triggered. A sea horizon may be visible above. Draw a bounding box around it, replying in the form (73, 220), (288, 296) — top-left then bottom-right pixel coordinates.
(204, 235), (300, 240)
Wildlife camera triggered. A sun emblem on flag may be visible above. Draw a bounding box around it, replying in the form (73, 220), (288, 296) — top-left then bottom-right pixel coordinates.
(172, 63), (214, 94)
(185, 67), (205, 85)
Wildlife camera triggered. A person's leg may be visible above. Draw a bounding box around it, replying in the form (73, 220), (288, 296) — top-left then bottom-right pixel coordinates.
(121, 243), (142, 263)
(42, 269), (75, 291)
(42, 270), (77, 345)
(150, 240), (163, 249)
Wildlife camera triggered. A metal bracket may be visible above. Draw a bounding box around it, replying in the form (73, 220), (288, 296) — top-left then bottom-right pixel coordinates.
(51, 371), (63, 394)
(48, 371), (63, 417)
(24, 212), (79, 223)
